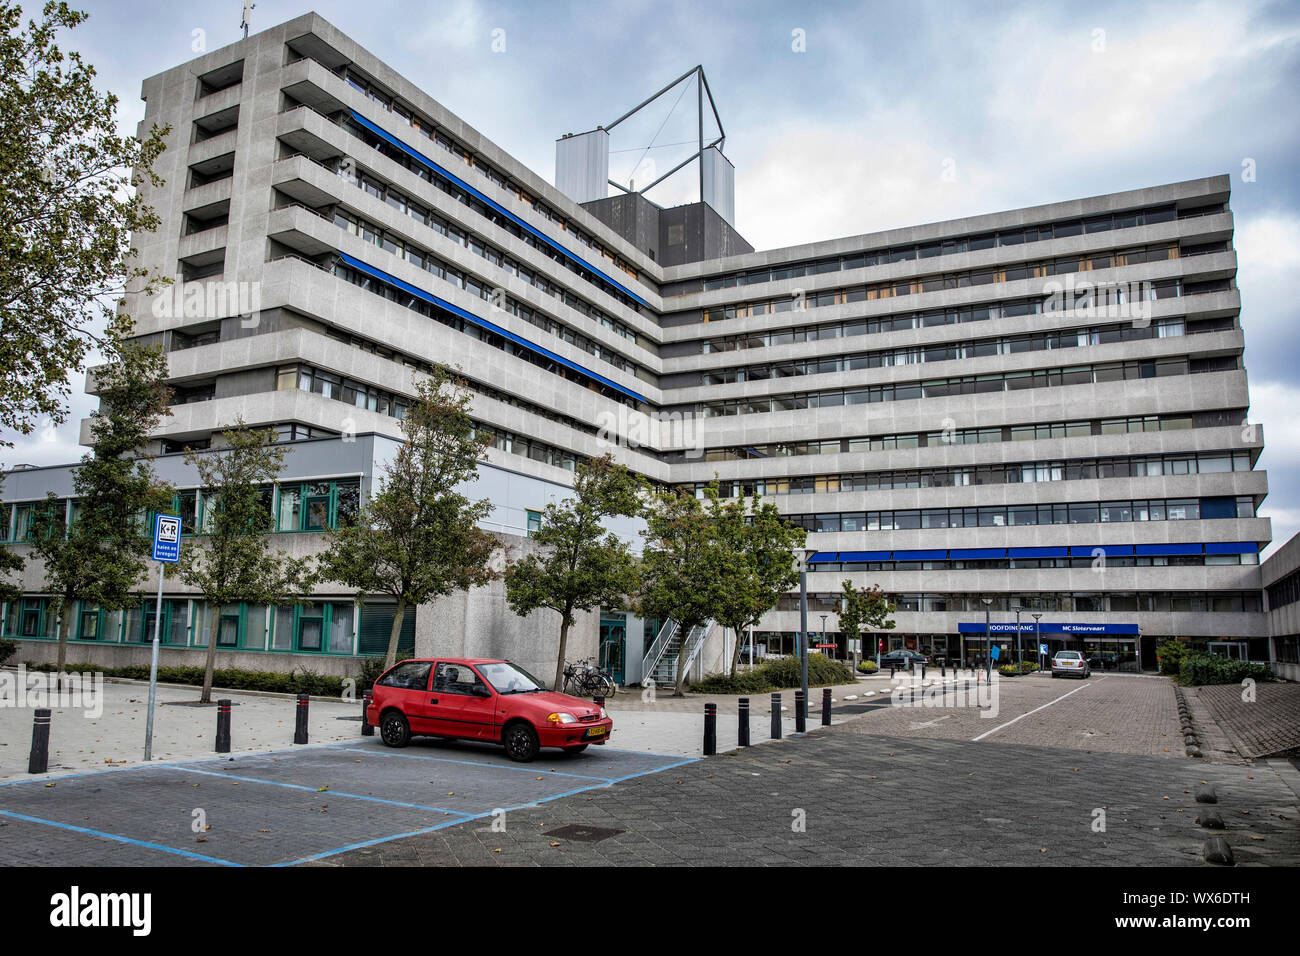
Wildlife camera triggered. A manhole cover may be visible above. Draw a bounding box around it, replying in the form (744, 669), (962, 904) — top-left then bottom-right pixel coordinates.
(542, 824), (624, 843)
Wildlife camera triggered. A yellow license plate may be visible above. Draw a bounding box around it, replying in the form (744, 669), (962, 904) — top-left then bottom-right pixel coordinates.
(586, 725), (607, 737)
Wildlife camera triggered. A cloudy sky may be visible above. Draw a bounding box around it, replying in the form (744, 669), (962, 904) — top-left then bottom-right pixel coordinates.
(5, 0), (1299, 553)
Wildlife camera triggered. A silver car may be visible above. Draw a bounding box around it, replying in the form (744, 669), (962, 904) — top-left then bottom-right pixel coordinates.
(1051, 650), (1091, 679)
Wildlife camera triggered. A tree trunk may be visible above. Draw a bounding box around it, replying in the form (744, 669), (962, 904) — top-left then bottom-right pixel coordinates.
(55, 597), (72, 691)
(200, 602), (220, 704)
(384, 598), (407, 670)
(553, 615), (572, 692)
(728, 627), (738, 677)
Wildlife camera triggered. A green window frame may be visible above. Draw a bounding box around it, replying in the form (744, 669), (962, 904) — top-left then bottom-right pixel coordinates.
(273, 601), (355, 654)
(275, 478), (361, 532)
(526, 509), (542, 537)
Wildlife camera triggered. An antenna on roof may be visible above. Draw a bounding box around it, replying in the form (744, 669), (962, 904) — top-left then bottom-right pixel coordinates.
(240, 1), (255, 39)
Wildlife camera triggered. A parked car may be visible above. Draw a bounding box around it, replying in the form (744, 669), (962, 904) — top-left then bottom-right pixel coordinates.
(1051, 650), (1091, 679)
(1087, 651), (1120, 671)
(366, 658), (613, 762)
(880, 649), (930, 669)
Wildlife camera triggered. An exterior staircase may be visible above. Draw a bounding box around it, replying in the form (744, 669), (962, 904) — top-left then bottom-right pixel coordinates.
(641, 619), (714, 687)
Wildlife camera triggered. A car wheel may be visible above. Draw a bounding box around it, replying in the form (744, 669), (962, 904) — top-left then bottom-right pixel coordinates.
(563, 744), (589, 756)
(503, 722), (539, 763)
(380, 711), (410, 748)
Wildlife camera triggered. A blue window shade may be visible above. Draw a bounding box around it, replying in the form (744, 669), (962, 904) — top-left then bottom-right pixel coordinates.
(892, 550), (946, 561)
(1069, 544), (1134, 557)
(839, 551), (891, 561)
(347, 111), (650, 307)
(1205, 541), (1257, 555)
(807, 552), (838, 563)
(337, 252), (648, 403)
(1136, 543), (1203, 556)
(949, 548), (1007, 560)
(1199, 497), (1236, 519)
(1009, 546), (1068, 558)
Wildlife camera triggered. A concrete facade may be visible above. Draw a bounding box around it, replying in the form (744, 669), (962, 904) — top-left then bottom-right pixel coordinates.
(0, 12), (1275, 681)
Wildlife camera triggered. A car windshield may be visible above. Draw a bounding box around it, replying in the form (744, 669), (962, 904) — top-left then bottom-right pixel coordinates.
(478, 661), (548, 694)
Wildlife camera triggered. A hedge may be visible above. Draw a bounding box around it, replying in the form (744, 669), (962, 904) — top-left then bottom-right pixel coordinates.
(689, 654), (856, 694)
(1177, 652), (1272, 686)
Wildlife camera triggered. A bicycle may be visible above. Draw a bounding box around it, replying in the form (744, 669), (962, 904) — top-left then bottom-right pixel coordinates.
(562, 659), (616, 698)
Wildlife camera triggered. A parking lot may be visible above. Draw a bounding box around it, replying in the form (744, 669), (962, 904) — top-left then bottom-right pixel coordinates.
(0, 739), (694, 866)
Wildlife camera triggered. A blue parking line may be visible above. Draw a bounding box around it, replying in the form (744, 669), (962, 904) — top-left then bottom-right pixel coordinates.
(604, 756), (699, 784)
(172, 766), (472, 815)
(273, 815), (482, 867)
(0, 808), (242, 866)
(333, 746), (616, 782)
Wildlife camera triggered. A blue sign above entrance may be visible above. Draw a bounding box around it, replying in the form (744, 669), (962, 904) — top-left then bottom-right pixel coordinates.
(958, 622), (1139, 636)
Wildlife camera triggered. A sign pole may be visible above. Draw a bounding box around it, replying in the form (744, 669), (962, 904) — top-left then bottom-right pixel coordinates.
(144, 561), (164, 761)
(144, 513), (181, 762)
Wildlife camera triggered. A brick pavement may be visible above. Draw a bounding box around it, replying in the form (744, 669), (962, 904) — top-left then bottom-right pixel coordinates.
(1192, 683), (1300, 759)
(307, 727), (1300, 867)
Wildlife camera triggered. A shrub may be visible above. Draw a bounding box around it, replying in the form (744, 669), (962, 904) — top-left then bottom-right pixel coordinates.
(1156, 639), (1187, 676)
(690, 654), (856, 694)
(0, 638), (18, 666)
(856, 660), (878, 673)
(1178, 652), (1272, 686)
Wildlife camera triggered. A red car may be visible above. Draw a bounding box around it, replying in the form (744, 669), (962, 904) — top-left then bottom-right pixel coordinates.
(366, 658), (613, 762)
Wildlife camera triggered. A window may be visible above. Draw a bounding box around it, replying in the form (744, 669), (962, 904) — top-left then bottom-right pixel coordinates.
(526, 509), (543, 537)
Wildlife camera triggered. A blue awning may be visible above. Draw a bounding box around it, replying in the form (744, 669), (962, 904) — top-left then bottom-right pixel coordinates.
(1135, 543), (1203, 556)
(1204, 541), (1257, 554)
(1069, 544), (1134, 557)
(807, 552), (838, 563)
(948, 548), (1007, 559)
(337, 252), (648, 404)
(838, 550), (891, 562)
(1008, 546), (1068, 558)
(892, 550), (946, 561)
(348, 111), (650, 308)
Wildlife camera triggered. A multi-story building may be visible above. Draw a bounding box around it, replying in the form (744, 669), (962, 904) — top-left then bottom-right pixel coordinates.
(0, 12), (1272, 684)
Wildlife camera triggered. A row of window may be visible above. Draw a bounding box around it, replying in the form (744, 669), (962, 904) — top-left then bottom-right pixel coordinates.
(691, 319), (1189, 386)
(1266, 568), (1300, 612)
(668, 409), (1244, 465)
(327, 205), (651, 382)
(777, 590), (1263, 614)
(668, 203), (1219, 295)
(807, 553), (1258, 571)
(329, 166), (645, 346)
(329, 109), (646, 313)
(682, 356), (1235, 419)
(279, 362), (587, 473)
(3, 597), (360, 655)
(784, 496), (1253, 533)
(697, 244), (1187, 323)
(329, 261), (643, 408)
(332, 65), (642, 285)
(686, 451), (1254, 498)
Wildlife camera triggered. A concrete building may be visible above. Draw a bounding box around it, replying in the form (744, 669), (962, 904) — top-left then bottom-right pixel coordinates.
(0, 12), (1273, 683)
(1261, 533), (1300, 682)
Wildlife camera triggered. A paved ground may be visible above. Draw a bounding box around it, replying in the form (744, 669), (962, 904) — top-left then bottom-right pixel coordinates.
(0, 739), (691, 866)
(309, 728), (1300, 867)
(1191, 683), (1300, 760)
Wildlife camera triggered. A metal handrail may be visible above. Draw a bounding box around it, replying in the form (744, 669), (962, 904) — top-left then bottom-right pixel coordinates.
(640, 618), (679, 682)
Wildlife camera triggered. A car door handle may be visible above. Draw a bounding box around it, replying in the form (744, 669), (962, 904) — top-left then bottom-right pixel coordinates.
(429, 697), (439, 704)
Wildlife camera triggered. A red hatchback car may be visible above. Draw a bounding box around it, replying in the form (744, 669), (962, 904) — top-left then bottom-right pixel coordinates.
(366, 658), (613, 762)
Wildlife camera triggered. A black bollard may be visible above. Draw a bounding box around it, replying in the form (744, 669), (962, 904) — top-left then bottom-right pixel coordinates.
(822, 687), (832, 726)
(293, 693), (310, 745)
(921, 662), (927, 679)
(28, 708), (51, 774)
(941, 659), (946, 677)
(738, 697), (750, 747)
(594, 694), (605, 710)
(889, 664), (895, 678)
(795, 690), (806, 733)
(703, 702), (717, 756)
(361, 690), (374, 737)
(215, 699), (232, 753)
(770, 692), (782, 739)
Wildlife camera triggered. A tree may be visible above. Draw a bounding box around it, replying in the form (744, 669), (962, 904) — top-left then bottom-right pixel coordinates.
(504, 454), (642, 690)
(320, 370), (499, 669)
(838, 579), (896, 668)
(30, 338), (173, 677)
(707, 488), (806, 675)
(178, 420), (313, 702)
(0, 476), (23, 607)
(638, 486), (729, 696)
(0, 2), (170, 446)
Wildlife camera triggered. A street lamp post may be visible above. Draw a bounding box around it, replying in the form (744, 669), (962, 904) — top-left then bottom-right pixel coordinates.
(1012, 605), (1023, 669)
(819, 613), (829, 659)
(1032, 613), (1043, 671)
(797, 548), (814, 722)
(981, 597), (992, 679)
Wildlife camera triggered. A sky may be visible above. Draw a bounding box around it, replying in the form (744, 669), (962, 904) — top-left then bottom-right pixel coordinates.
(4, 0), (1299, 553)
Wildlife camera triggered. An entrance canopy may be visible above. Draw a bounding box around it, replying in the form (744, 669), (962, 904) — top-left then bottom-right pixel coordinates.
(957, 622), (1139, 635)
